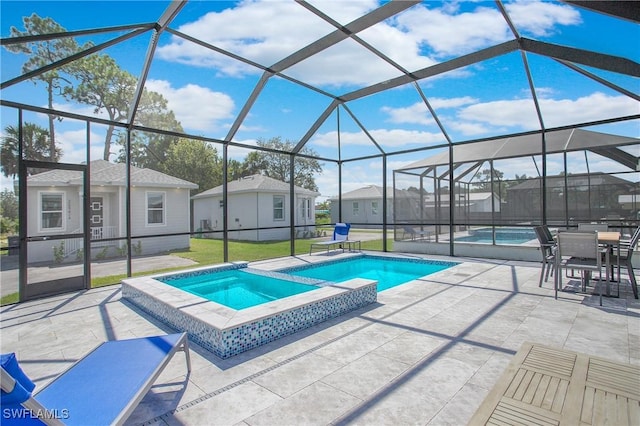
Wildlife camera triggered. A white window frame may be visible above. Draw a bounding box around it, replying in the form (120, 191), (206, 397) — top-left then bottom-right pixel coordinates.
(38, 191), (65, 232)
(353, 201), (359, 216)
(273, 195), (285, 221)
(300, 198), (311, 219)
(146, 191), (166, 227)
(372, 201), (379, 216)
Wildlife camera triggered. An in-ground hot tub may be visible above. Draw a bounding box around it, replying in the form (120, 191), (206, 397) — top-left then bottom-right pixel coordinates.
(121, 262), (377, 358)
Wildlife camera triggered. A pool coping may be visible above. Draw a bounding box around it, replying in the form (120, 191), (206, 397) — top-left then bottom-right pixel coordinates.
(121, 261), (378, 358)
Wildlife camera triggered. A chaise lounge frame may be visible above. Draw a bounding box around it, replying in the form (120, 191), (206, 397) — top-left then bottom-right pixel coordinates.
(1, 332), (191, 426)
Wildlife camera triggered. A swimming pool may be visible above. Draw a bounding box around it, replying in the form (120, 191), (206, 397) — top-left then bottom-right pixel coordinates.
(122, 261), (378, 358)
(456, 227), (537, 244)
(159, 268), (318, 310)
(122, 254), (459, 358)
(283, 255), (457, 291)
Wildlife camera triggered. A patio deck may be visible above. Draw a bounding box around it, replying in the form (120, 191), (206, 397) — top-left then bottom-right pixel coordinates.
(1, 252), (638, 425)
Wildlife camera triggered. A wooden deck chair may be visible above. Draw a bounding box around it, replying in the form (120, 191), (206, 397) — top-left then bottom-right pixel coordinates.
(1, 333), (191, 425)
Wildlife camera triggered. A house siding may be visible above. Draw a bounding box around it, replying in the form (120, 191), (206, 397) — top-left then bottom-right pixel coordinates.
(129, 187), (191, 254)
(331, 198), (393, 228)
(27, 186), (81, 263)
(193, 191), (316, 241)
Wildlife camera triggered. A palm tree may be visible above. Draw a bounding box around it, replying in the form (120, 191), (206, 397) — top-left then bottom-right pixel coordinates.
(1, 123), (62, 178)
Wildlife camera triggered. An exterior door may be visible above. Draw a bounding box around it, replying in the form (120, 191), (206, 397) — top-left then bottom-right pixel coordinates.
(90, 197), (104, 239)
(19, 160), (89, 301)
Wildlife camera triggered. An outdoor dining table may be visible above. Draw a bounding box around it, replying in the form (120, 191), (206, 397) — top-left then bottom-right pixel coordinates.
(597, 231), (621, 297)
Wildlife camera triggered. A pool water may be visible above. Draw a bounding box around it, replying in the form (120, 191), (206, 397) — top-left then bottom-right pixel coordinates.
(456, 227), (536, 244)
(160, 269), (318, 310)
(285, 256), (456, 291)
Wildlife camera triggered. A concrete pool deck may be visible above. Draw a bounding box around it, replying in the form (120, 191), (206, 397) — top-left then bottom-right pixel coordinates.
(1, 251), (638, 425)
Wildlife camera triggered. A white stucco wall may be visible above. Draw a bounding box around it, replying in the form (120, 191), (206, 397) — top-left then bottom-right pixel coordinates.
(193, 191), (316, 241)
(26, 185), (192, 263)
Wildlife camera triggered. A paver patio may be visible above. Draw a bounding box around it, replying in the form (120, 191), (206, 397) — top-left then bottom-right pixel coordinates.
(1, 252), (638, 425)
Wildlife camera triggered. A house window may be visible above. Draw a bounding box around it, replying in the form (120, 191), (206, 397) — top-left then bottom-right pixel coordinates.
(273, 196), (285, 221)
(146, 192), (165, 226)
(40, 192), (64, 231)
(301, 199), (311, 219)
(372, 201), (378, 215)
(353, 201), (359, 216)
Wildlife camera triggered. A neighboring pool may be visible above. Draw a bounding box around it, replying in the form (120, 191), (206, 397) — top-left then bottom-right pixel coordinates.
(456, 227), (536, 244)
(159, 268), (318, 310)
(283, 255), (457, 291)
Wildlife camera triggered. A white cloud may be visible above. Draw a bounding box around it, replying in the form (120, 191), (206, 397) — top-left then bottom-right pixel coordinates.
(505, 1), (582, 37)
(381, 103), (433, 125)
(448, 120), (492, 136)
(157, 1), (334, 72)
(458, 92), (639, 130)
(311, 128), (446, 149)
(540, 93), (639, 128)
(155, 0), (581, 88)
(381, 97), (477, 125)
(145, 80), (235, 133)
(396, 4), (510, 57)
(57, 128), (108, 164)
(396, 1), (580, 57)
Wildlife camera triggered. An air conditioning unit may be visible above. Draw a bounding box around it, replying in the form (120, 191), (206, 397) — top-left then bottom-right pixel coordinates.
(200, 219), (211, 230)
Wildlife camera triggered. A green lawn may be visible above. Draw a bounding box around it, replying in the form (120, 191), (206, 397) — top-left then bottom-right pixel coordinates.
(1, 235), (393, 305)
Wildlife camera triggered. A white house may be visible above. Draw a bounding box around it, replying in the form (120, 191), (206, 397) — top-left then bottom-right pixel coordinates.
(192, 174), (319, 241)
(423, 192), (501, 213)
(329, 185), (396, 227)
(26, 160), (197, 263)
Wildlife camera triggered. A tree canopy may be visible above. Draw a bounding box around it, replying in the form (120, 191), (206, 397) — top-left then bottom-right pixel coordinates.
(7, 14), (91, 158)
(1, 123), (62, 178)
(161, 138), (222, 195)
(242, 137), (322, 191)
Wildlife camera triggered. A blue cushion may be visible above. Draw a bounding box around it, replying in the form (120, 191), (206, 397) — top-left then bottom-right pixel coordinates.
(1, 353), (45, 425)
(1, 353), (35, 405)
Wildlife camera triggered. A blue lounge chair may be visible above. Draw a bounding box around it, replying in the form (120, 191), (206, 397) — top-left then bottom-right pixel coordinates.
(1, 333), (191, 425)
(310, 223), (357, 255)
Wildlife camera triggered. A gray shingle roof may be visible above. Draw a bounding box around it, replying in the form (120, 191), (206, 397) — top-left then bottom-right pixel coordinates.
(192, 174), (319, 199)
(334, 185), (391, 200)
(27, 159), (198, 189)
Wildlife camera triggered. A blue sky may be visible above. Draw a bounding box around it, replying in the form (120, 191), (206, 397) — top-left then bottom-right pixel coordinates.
(1, 1), (638, 198)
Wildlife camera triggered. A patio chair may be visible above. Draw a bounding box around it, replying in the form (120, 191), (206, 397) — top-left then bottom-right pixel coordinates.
(0, 332), (191, 426)
(609, 226), (640, 299)
(402, 226), (431, 241)
(555, 231), (607, 306)
(534, 226), (555, 287)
